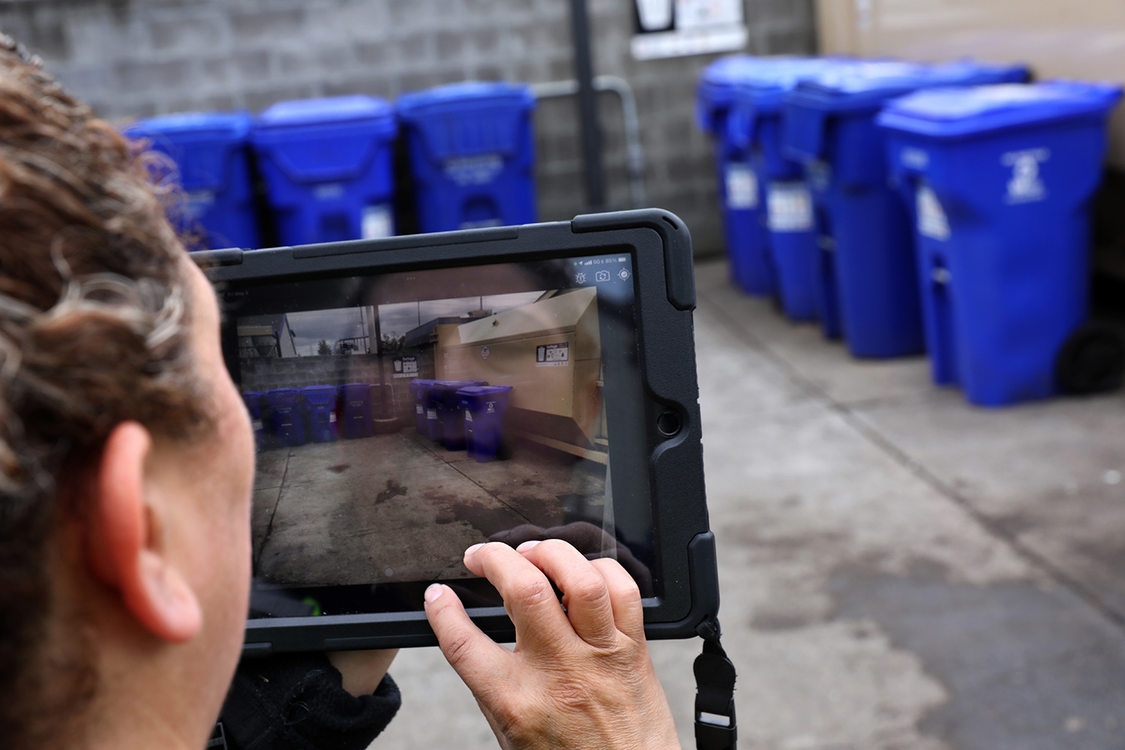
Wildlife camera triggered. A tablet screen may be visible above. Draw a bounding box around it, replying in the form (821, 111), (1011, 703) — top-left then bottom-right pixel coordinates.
(220, 250), (657, 617)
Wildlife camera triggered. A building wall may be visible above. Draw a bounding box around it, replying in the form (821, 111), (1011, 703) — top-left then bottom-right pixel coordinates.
(0, 0), (816, 256)
(239, 353), (386, 393)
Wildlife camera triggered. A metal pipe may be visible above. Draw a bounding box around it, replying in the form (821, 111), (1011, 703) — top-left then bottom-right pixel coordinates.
(532, 75), (647, 209)
(568, 0), (605, 211)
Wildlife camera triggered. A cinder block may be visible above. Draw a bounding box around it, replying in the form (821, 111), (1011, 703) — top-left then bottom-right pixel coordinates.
(231, 8), (307, 41)
(149, 16), (225, 54)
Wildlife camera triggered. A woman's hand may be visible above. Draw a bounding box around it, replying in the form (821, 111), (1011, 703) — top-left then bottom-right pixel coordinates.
(423, 540), (681, 749)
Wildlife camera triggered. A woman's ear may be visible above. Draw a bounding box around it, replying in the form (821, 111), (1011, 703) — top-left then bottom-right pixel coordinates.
(85, 421), (202, 643)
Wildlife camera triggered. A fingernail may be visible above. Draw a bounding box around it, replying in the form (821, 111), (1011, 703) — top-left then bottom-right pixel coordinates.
(424, 584), (444, 604)
(464, 542), (485, 559)
(516, 540), (541, 552)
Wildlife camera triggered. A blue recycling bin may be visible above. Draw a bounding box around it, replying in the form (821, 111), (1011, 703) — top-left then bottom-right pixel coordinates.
(265, 388), (306, 447)
(878, 81), (1122, 406)
(251, 96), (397, 245)
(428, 380), (487, 449)
(457, 385), (513, 462)
(725, 57), (842, 319)
(397, 82), (536, 232)
(783, 60), (1028, 355)
(409, 379), (437, 435)
(339, 383), (374, 439)
(241, 391), (265, 449)
(697, 56), (789, 295)
(127, 111), (259, 250)
(301, 385), (339, 442)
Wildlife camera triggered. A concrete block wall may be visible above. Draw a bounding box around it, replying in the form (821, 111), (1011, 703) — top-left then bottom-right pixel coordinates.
(0, 0), (816, 255)
(239, 354), (385, 393)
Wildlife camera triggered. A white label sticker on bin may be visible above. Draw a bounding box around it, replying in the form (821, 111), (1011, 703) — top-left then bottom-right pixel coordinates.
(1002, 148), (1049, 204)
(724, 163), (758, 209)
(913, 184), (949, 240)
(427, 408), (437, 420)
(416, 404), (423, 415)
(329, 413), (337, 423)
(767, 182), (813, 232)
(916, 184), (950, 241)
(252, 419), (263, 432)
(362, 203), (394, 239)
(465, 411), (473, 422)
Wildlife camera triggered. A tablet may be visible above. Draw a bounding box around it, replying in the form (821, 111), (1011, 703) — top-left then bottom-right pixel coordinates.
(197, 209), (717, 652)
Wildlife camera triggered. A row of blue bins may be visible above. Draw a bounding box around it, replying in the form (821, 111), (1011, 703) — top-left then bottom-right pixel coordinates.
(243, 384), (383, 448)
(128, 82), (537, 250)
(409, 379), (513, 462)
(698, 56), (1121, 406)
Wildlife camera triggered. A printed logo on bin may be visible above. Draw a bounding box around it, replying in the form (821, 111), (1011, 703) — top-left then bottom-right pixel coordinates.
(314, 182), (346, 200)
(444, 154), (503, 186)
(1002, 148), (1049, 204)
(486, 400), (496, 414)
(807, 160), (831, 191)
(481, 346), (490, 360)
(901, 148), (929, 170)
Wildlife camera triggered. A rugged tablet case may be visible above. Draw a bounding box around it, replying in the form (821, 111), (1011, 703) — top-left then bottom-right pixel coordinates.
(198, 208), (718, 651)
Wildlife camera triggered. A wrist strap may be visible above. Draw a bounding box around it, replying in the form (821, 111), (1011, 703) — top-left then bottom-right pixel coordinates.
(694, 617), (737, 750)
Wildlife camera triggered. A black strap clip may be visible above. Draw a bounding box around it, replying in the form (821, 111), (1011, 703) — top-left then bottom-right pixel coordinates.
(694, 617), (737, 750)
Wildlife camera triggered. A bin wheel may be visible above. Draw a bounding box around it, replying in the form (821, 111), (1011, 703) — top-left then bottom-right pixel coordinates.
(1055, 320), (1125, 395)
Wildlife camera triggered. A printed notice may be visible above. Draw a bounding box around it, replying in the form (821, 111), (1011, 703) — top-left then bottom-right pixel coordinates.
(536, 342), (570, 367)
(392, 355), (419, 379)
(631, 0), (747, 59)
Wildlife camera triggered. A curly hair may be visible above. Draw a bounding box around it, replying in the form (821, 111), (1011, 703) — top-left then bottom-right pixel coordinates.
(0, 35), (213, 747)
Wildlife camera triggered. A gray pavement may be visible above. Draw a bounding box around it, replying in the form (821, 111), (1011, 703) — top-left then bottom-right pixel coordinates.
(375, 258), (1125, 749)
(252, 431), (602, 586)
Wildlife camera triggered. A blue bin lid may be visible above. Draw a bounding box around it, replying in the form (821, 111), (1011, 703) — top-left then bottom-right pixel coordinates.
(397, 81), (534, 118)
(256, 95), (396, 132)
(927, 60), (1029, 87)
(697, 55), (810, 131)
(396, 83), (534, 161)
(126, 111), (253, 194)
(731, 57), (846, 107)
(128, 110), (252, 141)
(457, 385), (512, 397)
(788, 59), (1028, 113)
(877, 81), (1124, 138)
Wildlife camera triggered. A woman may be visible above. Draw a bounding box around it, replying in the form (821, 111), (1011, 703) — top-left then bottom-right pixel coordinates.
(0, 35), (681, 749)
